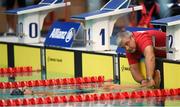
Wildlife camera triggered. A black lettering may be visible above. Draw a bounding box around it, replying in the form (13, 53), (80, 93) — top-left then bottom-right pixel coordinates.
(121, 65), (130, 72)
(47, 57), (63, 63)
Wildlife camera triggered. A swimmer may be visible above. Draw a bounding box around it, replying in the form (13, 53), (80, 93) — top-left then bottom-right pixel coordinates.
(10, 87), (34, 95)
(10, 87), (95, 96)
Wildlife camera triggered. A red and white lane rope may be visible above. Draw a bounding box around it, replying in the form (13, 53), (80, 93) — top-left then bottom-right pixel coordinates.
(0, 88), (180, 106)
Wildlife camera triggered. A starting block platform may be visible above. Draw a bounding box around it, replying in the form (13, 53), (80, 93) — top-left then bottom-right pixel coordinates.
(151, 15), (180, 26)
(5, 0), (69, 15)
(72, 0), (134, 20)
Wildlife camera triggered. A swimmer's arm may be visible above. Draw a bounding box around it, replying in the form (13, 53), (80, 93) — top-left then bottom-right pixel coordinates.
(34, 91), (73, 96)
(33, 91), (54, 96)
(104, 84), (142, 90)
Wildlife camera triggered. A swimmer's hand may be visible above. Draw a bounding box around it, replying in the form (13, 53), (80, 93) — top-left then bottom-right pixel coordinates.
(103, 84), (122, 90)
(104, 84), (144, 90)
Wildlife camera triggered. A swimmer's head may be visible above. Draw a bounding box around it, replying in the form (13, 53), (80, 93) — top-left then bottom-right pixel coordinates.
(10, 87), (33, 95)
(10, 88), (24, 95)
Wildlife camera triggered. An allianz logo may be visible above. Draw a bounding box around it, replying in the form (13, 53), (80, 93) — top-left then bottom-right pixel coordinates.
(49, 28), (75, 43)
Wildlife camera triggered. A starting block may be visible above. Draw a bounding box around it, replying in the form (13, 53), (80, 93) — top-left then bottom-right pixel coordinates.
(71, 0), (142, 51)
(3, 0), (71, 43)
(151, 15), (180, 60)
